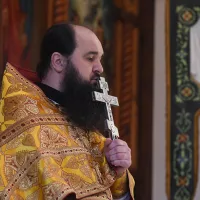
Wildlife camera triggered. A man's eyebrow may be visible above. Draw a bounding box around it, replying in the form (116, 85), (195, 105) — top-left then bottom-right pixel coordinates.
(84, 51), (99, 56)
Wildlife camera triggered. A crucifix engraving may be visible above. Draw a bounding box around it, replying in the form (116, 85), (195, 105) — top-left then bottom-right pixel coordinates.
(92, 77), (119, 140)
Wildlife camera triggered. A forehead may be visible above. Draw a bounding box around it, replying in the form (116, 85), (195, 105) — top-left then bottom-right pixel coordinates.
(75, 29), (103, 55)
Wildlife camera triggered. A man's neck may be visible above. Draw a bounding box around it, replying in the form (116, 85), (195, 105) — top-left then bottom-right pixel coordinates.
(41, 79), (61, 91)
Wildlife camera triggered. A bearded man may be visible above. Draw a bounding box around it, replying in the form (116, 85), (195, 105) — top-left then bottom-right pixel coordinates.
(0, 23), (135, 200)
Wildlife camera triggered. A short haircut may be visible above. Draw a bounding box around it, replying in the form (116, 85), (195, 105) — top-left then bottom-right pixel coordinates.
(36, 23), (76, 80)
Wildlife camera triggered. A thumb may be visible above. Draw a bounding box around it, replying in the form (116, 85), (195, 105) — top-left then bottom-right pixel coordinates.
(104, 138), (112, 162)
(104, 138), (112, 149)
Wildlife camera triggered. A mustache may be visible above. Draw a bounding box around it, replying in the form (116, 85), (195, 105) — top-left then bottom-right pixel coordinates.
(91, 72), (101, 80)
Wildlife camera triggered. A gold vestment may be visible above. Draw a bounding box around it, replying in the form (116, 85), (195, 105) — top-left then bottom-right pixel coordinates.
(0, 63), (135, 199)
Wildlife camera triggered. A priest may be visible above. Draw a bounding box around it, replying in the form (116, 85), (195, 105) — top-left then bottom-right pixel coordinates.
(0, 23), (135, 199)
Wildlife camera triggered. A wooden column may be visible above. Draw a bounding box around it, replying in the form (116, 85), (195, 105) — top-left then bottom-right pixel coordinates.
(112, 0), (154, 200)
(113, 0), (139, 174)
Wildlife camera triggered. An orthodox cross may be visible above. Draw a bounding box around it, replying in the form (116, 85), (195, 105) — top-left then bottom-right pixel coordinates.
(92, 77), (119, 140)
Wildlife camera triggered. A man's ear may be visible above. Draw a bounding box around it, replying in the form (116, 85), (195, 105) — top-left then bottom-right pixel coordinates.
(51, 52), (66, 73)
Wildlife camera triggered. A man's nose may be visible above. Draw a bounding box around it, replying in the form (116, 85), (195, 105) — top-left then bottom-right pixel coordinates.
(93, 61), (103, 74)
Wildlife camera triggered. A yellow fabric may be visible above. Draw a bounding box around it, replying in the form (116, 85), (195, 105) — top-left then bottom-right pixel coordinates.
(0, 63), (135, 199)
(110, 170), (135, 199)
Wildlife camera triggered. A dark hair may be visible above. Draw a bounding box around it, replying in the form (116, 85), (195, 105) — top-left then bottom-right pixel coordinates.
(36, 23), (76, 80)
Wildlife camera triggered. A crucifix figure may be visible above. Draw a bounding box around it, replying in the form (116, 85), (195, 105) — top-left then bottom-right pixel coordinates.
(92, 77), (119, 140)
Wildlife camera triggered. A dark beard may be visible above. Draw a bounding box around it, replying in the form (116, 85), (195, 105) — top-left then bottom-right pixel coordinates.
(61, 61), (106, 134)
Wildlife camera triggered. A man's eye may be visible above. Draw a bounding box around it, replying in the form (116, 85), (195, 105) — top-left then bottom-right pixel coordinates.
(87, 57), (95, 62)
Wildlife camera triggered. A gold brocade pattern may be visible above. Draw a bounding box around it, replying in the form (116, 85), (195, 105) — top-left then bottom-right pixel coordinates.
(0, 63), (135, 199)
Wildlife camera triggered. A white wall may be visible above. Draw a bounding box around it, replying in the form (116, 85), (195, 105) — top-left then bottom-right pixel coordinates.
(152, 0), (167, 199)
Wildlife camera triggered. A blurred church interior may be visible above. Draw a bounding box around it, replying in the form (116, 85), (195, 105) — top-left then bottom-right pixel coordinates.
(1, 0), (200, 199)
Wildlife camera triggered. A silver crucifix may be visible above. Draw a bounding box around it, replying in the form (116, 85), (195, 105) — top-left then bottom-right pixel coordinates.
(92, 77), (119, 140)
